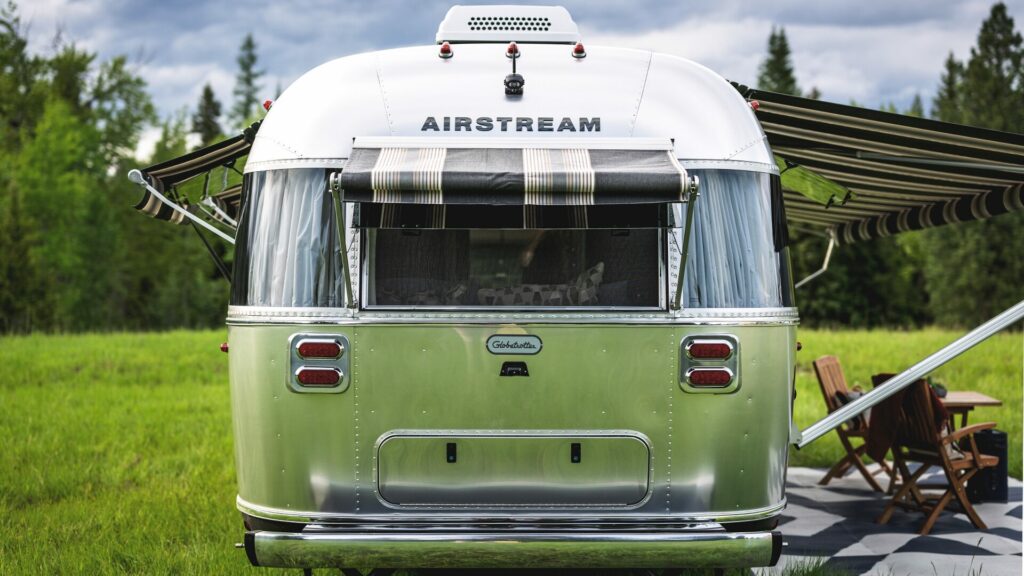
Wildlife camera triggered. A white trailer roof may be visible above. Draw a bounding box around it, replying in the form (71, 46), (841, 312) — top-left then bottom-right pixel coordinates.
(245, 43), (774, 173)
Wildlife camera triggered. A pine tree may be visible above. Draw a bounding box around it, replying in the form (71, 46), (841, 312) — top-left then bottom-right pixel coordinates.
(906, 93), (925, 117)
(0, 185), (37, 332)
(961, 2), (1024, 132)
(921, 2), (1024, 327)
(932, 53), (964, 123)
(757, 27), (800, 95)
(230, 34), (263, 128)
(192, 83), (222, 145)
(0, 2), (45, 148)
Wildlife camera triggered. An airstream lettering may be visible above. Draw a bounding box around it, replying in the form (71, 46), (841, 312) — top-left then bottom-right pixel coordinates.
(421, 115), (600, 132)
(126, 2), (1024, 572)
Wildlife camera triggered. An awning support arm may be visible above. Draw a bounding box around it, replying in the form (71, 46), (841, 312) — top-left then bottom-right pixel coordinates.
(795, 297), (1024, 448)
(671, 175), (701, 311)
(329, 172), (356, 309)
(794, 232), (836, 290)
(127, 170), (235, 244)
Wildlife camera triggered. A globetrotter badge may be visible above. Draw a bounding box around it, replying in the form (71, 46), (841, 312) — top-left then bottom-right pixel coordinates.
(486, 335), (543, 355)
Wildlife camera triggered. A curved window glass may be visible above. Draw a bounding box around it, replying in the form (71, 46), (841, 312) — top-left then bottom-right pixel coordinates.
(231, 168), (347, 307)
(670, 169), (792, 308)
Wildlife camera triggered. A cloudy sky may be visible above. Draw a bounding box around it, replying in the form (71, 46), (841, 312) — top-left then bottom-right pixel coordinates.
(17, 0), (1024, 155)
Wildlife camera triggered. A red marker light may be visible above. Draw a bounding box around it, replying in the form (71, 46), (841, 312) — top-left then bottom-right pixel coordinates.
(572, 42), (586, 58)
(296, 339), (343, 359)
(296, 367), (342, 387)
(749, 100), (760, 111)
(439, 41), (453, 59)
(263, 99), (273, 111)
(687, 368), (734, 387)
(220, 342), (229, 353)
(687, 341), (733, 360)
(506, 41), (519, 58)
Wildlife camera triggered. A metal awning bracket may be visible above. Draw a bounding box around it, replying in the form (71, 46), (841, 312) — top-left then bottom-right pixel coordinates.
(794, 231), (836, 290)
(329, 171), (357, 309)
(671, 174), (700, 310)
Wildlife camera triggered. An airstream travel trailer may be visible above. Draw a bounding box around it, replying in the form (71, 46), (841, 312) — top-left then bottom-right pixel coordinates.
(128, 5), (1024, 572)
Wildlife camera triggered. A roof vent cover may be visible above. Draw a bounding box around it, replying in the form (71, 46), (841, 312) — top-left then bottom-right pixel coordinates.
(437, 5), (580, 44)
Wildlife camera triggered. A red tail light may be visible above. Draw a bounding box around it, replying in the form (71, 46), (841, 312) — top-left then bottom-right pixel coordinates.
(297, 338), (343, 359)
(295, 367), (342, 387)
(572, 42), (586, 58)
(685, 339), (734, 360)
(439, 41), (453, 59)
(506, 41), (519, 58)
(686, 367), (733, 387)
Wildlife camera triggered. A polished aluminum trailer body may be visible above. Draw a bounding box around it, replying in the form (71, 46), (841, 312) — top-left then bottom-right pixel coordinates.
(224, 5), (792, 569)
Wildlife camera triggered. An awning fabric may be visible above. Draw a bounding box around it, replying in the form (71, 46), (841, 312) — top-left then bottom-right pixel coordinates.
(338, 140), (689, 206)
(739, 86), (1024, 244)
(133, 121), (259, 223)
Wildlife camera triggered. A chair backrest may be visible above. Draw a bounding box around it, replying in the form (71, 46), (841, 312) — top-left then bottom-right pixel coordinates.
(897, 380), (943, 450)
(813, 355), (850, 414)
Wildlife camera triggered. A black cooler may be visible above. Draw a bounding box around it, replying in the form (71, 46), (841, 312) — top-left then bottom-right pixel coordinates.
(966, 429), (1008, 503)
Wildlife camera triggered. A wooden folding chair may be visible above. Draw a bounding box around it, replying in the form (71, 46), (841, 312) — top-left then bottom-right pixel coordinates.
(878, 380), (999, 535)
(813, 355), (892, 492)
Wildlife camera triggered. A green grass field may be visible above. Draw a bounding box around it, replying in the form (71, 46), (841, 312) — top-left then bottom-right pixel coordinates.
(0, 328), (1019, 574)
(789, 329), (1022, 479)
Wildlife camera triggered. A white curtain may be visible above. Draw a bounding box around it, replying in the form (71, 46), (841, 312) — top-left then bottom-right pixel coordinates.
(672, 170), (783, 308)
(242, 169), (345, 307)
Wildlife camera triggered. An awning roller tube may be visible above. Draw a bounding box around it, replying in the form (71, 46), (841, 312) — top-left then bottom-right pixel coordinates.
(338, 137), (695, 206)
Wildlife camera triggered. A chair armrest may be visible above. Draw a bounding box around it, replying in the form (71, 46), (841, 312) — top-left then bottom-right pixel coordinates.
(942, 421), (997, 444)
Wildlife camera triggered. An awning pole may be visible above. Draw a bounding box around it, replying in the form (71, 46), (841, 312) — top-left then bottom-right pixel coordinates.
(671, 175), (700, 310)
(794, 232), (836, 289)
(329, 172), (356, 309)
(796, 297), (1024, 448)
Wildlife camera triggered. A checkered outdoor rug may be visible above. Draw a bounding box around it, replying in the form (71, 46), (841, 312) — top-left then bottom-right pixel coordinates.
(771, 467), (1023, 575)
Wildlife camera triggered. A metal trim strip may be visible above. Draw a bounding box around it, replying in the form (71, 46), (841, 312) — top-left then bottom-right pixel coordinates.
(226, 305), (799, 326)
(235, 495), (787, 525)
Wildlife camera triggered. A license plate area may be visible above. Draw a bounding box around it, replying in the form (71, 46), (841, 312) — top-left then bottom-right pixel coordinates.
(377, 432), (651, 507)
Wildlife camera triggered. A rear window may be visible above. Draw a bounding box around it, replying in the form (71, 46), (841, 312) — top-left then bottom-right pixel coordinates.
(364, 229), (661, 308)
(230, 167), (790, 310)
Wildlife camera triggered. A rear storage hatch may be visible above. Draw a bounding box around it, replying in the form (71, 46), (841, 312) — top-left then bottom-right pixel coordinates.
(378, 433), (650, 506)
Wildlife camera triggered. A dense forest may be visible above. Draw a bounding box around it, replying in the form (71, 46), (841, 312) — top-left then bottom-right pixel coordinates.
(0, 1), (1021, 333)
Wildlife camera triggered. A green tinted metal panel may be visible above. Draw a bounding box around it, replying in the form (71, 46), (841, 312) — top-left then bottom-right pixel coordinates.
(229, 322), (795, 520)
(229, 325), (357, 512)
(377, 433), (650, 506)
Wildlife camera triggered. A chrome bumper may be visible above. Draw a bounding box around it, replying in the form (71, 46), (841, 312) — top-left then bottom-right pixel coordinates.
(244, 529), (782, 569)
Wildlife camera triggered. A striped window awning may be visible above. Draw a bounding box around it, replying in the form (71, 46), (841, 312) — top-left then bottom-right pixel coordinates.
(133, 121), (259, 223)
(740, 87), (1024, 244)
(338, 138), (690, 206)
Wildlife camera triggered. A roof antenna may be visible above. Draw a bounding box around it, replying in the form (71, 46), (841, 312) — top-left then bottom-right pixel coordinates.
(504, 42), (524, 96)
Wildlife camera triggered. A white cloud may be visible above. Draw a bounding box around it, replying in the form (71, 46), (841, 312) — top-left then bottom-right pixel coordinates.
(585, 3), (1003, 112)
(13, 0), (1024, 122)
